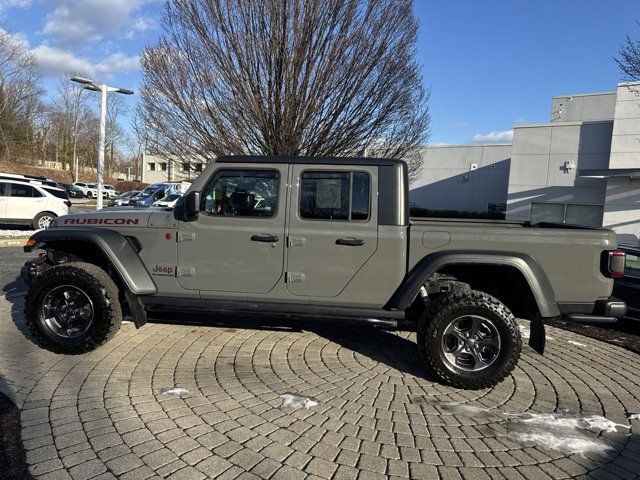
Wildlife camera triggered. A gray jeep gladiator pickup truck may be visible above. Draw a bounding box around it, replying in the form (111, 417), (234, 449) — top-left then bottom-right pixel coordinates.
(21, 156), (627, 389)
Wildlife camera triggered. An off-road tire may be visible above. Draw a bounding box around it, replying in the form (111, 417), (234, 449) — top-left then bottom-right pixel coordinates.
(417, 289), (521, 389)
(32, 212), (56, 230)
(25, 262), (122, 354)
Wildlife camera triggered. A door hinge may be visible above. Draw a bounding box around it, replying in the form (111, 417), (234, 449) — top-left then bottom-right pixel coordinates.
(288, 236), (307, 247)
(287, 272), (305, 283)
(177, 267), (195, 277)
(177, 231), (195, 242)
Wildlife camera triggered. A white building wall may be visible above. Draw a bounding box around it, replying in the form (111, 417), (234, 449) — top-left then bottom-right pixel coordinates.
(409, 145), (510, 213)
(603, 82), (640, 243)
(506, 121), (610, 221)
(141, 154), (208, 184)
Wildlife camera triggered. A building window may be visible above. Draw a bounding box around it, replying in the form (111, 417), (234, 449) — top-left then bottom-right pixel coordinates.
(487, 203), (506, 220)
(160, 162), (167, 171)
(148, 162), (155, 171)
(182, 162), (190, 173)
(194, 163), (203, 173)
(530, 202), (603, 228)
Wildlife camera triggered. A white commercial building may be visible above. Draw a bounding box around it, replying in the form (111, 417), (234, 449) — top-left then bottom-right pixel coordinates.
(140, 154), (208, 184)
(410, 82), (640, 244)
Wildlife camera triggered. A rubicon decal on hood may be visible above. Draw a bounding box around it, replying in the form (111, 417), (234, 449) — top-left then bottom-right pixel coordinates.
(64, 218), (140, 225)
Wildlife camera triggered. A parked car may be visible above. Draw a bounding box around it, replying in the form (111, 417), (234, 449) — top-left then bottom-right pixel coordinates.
(73, 182), (90, 197)
(61, 183), (84, 199)
(130, 182), (191, 208)
(108, 190), (140, 207)
(21, 155), (626, 390)
(0, 175), (71, 229)
(152, 193), (182, 208)
(104, 185), (118, 198)
(86, 184), (109, 199)
(129, 183), (169, 207)
(613, 244), (640, 321)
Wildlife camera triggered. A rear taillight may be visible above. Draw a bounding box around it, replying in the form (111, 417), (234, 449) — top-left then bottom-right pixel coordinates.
(64, 201), (72, 207)
(607, 250), (625, 278)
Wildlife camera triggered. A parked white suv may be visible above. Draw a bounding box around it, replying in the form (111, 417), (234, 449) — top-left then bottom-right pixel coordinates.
(86, 184), (110, 199)
(73, 182), (90, 197)
(0, 176), (71, 229)
(104, 184), (118, 199)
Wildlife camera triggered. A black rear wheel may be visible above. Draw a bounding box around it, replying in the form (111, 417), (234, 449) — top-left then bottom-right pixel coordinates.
(417, 289), (521, 389)
(25, 262), (122, 354)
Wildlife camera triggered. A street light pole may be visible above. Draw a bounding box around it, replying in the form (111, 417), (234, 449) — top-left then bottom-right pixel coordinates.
(97, 84), (107, 209)
(70, 77), (134, 210)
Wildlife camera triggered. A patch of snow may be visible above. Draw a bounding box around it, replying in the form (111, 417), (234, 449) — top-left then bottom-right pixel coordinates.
(0, 229), (37, 238)
(280, 393), (318, 410)
(567, 340), (586, 347)
(629, 413), (640, 421)
(161, 387), (189, 396)
(503, 412), (630, 456)
(517, 322), (553, 340)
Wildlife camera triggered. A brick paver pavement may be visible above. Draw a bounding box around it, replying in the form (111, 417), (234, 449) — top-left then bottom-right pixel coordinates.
(1, 293), (639, 479)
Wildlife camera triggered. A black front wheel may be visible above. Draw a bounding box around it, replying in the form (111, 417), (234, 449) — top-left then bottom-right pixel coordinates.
(417, 289), (522, 389)
(25, 262), (122, 354)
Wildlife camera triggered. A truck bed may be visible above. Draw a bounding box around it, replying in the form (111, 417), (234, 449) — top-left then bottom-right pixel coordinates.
(408, 218), (617, 304)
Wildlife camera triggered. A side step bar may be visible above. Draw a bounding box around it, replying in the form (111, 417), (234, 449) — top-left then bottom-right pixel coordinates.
(140, 296), (406, 326)
(565, 314), (617, 324)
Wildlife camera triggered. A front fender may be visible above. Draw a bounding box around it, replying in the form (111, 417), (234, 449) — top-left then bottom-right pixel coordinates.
(385, 250), (560, 318)
(25, 227), (157, 295)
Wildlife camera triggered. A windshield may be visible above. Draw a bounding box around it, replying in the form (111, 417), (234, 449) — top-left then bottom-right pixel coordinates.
(139, 185), (163, 198)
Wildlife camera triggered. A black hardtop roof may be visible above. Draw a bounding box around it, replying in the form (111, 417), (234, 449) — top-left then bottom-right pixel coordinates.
(215, 155), (405, 167)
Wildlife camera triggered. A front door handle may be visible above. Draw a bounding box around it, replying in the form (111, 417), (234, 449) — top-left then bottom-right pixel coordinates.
(251, 234), (279, 243)
(336, 238), (364, 246)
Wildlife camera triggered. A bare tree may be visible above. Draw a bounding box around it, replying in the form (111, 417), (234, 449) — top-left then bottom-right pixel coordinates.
(616, 21), (640, 81)
(104, 94), (129, 178)
(0, 29), (42, 160)
(56, 72), (91, 177)
(139, 0), (429, 181)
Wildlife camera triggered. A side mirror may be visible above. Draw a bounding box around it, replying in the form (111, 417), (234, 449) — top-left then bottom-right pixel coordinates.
(185, 191), (200, 219)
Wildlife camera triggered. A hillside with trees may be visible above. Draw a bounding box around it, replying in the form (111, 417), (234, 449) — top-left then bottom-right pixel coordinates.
(0, 29), (138, 182)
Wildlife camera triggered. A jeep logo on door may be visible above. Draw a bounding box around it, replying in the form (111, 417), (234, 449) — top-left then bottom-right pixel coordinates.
(152, 264), (174, 276)
(64, 218), (140, 225)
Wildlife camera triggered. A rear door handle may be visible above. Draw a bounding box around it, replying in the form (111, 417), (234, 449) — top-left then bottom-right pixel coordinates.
(336, 238), (364, 246)
(251, 234), (279, 243)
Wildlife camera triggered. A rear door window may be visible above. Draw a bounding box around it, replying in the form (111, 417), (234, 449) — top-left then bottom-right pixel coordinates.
(10, 184), (43, 198)
(43, 187), (69, 200)
(299, 171), (370, 221)
(0, 183), (7, 196)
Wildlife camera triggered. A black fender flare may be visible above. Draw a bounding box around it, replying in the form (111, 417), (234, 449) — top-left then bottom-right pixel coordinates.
(386, 250), (560, 319)
(25, 227), (157, 296)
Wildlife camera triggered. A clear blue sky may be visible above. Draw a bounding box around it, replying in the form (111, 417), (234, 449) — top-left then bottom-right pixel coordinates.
(1, 0), (638, 146)
(414, 0), (640, 144)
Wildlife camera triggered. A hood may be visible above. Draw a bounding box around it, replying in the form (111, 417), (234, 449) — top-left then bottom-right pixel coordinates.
(56, 208), (154, 228)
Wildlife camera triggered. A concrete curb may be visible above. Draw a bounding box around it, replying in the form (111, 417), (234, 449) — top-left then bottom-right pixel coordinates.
(0, 238), (29, 248)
